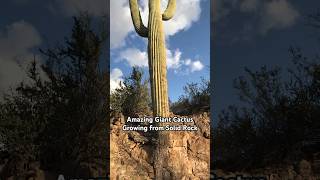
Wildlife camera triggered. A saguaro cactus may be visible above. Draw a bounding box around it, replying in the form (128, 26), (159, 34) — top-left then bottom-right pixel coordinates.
(129, 0), (176, 117)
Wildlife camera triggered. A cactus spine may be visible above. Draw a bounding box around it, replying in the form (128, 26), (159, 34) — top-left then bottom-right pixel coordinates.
(129, 0), (176, 117)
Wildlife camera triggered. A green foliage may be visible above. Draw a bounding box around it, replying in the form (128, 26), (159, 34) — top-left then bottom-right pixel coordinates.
(110, 66), (151, 117)
(214, 47), (320, 171)
(0, 14), (108, 177)
(170, 78), (210, 115)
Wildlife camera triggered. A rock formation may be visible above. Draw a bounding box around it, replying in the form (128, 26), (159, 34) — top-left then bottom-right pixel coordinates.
(110, 113), (210, 179)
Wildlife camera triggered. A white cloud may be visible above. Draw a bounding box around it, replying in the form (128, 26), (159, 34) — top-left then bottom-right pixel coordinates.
(184, 59), (191, 65)
(0, 21), (41, 58)
(119, 48), (148, 67)
(0, 21), (42, 94)
(215, 0), (299, 37)
(110, 68), (124, 93)
(167, 49), (204, 73)
(118, 47), (204, 73)
(54, 0), (107, 17)
(260, 0), (299, 34)
(190, 60), (204, 72)
(110, 0), (203, 48)
(166, 49), (182, 69)
(163, 0), (202, 36)
(110, 0), (133, 48)
(140, 0), (202, 37)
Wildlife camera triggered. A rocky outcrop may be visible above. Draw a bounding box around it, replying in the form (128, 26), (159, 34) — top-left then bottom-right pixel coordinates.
(110, 113), (210, 179)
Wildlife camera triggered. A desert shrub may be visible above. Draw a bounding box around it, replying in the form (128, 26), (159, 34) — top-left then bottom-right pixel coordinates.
(171, 78), (210, 115)
(110, 67), (151, 117)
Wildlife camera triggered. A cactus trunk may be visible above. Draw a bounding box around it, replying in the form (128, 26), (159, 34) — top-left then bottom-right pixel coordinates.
(148, 0), (169, 117)
(129, 0), (176, 179)
(129, 0), (175, 117)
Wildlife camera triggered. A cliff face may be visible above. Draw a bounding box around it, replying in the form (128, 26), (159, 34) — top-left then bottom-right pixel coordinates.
(110, 113), (210, 179)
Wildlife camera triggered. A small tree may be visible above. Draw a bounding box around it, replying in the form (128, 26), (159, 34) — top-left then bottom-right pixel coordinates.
(110, 66), (151, 117)
(213, 48), (320, 171)
(0, 14), (108, 177)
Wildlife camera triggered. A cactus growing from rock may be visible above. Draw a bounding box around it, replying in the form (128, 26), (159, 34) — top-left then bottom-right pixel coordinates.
(129, 0), (176, 179)
(129, 0), (176, 117)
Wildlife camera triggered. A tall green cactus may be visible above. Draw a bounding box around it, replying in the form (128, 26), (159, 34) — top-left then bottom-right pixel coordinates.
(129, 0), (176, 117)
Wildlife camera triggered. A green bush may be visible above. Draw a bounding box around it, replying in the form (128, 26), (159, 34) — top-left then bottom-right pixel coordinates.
(110, 67), (151, 117)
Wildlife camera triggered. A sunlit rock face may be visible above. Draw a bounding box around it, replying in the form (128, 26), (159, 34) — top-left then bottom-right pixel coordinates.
(110, 113), (210, 179)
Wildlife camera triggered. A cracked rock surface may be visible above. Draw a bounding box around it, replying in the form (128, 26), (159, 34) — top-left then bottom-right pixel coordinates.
(110, 113), (210, 179)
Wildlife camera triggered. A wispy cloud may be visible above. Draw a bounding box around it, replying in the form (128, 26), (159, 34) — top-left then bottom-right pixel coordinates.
(214, 0), (300, 35)
(189, 60), (204, 72)
(119, 48), (148, 67)
(0, 21), (42, 93)
(167, 49), (182, 69)
(118, 47), (204, 73)
(260, 0), (299, 34)
(110, 68), (124, 93)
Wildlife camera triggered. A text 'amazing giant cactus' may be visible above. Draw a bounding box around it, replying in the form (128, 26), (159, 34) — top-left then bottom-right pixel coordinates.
(129, 0), (176, 117)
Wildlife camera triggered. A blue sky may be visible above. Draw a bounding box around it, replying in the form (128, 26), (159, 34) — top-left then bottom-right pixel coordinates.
(110, 0), (210, 102)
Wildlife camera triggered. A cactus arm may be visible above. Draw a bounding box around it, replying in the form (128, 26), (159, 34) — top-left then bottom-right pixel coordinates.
(129, 0), (148, 37)
(162, 0), (176, 21)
